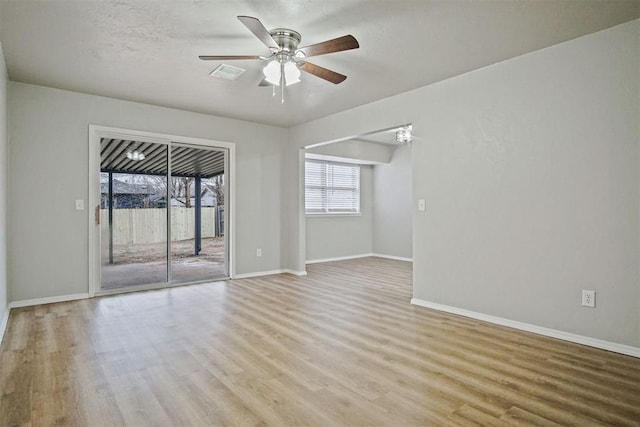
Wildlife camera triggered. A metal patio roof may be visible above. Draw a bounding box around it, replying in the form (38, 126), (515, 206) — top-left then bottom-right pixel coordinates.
(100, 138), (225, 178)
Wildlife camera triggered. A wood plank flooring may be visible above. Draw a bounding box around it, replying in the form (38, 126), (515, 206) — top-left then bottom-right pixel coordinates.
(1, 257), (639, 426)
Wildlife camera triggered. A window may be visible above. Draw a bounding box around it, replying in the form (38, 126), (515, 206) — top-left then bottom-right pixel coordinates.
(305, 160), (360, 214)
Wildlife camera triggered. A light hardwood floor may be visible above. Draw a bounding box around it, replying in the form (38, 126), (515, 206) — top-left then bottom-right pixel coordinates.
(1, 257), (639, 426)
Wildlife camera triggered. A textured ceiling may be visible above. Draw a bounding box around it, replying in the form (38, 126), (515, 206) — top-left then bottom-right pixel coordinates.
(1, 0), (638, 127)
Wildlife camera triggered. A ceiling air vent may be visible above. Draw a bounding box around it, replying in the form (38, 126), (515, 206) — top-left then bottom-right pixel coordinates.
(209, 64), (246, 80)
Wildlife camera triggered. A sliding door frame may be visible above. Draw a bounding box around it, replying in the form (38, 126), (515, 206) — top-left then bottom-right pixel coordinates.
(88, 125), (236, 297)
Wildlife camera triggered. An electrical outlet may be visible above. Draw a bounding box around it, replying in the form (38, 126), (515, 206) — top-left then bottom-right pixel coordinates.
(256, 248), (262, 257)
(581, 290), (595, 308)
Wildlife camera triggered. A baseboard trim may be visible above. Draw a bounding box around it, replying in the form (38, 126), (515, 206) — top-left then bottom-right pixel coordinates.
(0, 305), (10, 346)
(9, 293), (90, 309)
(306, 253), (373, 264)
(285, 269), (307, 276)
(234, 269), (308, 279)
(234, 269), (288, 279)
(411, 298), (640, 359)
(372, 253), (413, 262)
(307, 253), (413, 264)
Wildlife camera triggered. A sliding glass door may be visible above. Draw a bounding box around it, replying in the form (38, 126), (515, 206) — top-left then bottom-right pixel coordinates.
(99, 138), (227, 292)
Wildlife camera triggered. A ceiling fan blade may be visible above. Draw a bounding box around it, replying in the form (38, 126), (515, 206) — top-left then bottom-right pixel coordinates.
(258, 78), (273, 87)
(237, 16), (279, 50)
(299, 62), (347, 84)
(199, 55), (261, 60)
(297, 35), (359, 57)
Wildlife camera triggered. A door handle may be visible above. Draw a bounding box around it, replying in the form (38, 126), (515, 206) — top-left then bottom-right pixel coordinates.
(95, 204), (100, 226)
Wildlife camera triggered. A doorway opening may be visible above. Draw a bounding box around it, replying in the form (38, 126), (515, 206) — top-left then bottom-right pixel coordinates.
(301, 124), (413, 266)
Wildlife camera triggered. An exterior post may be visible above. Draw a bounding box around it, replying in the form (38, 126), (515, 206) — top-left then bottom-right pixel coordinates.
(108, 172), (114, 264)
(194, 176), (202, 255)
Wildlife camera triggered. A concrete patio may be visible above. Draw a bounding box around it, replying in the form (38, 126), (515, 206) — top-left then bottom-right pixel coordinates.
(101, 237), (226, 290)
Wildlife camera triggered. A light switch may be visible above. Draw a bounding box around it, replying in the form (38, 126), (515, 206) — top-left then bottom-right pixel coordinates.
(418, 199), (426, 211)
(75, 199), (85, 211)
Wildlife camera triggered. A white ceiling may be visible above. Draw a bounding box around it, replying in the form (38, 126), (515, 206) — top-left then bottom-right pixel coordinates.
(1, 0), (638, 128)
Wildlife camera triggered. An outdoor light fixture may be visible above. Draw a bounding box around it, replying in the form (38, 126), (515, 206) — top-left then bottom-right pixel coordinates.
(126, 150), (145, 161)
(396, 125), (413, 144)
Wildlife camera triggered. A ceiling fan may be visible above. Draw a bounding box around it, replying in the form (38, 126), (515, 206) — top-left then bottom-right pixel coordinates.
(199, 16), (359, 102)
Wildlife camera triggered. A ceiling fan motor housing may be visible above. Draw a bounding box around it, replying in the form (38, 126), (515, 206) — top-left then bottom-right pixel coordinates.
(269, 28), (302, 54)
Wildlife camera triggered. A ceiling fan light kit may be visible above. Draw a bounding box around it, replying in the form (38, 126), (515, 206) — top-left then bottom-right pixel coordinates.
(262, 55), (301, 86)
(199, 15), (359, 103)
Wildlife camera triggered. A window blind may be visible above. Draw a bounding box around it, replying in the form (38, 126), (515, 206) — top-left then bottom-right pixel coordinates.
(305, 160), (360, 214)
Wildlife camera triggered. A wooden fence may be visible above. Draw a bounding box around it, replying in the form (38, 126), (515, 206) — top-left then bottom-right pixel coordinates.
(101, 207), (218, 244)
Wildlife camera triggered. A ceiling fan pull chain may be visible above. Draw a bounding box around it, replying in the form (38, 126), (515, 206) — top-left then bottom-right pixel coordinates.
(280, 60), (286, 104)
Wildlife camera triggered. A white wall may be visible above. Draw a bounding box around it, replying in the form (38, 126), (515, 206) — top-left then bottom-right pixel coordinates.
(8, 82), (287, 302)
(373, 144), (412, 259)
(289, 20), (640, 348)
(0, 26), (8, 332)
(306, 165), (373, 261)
